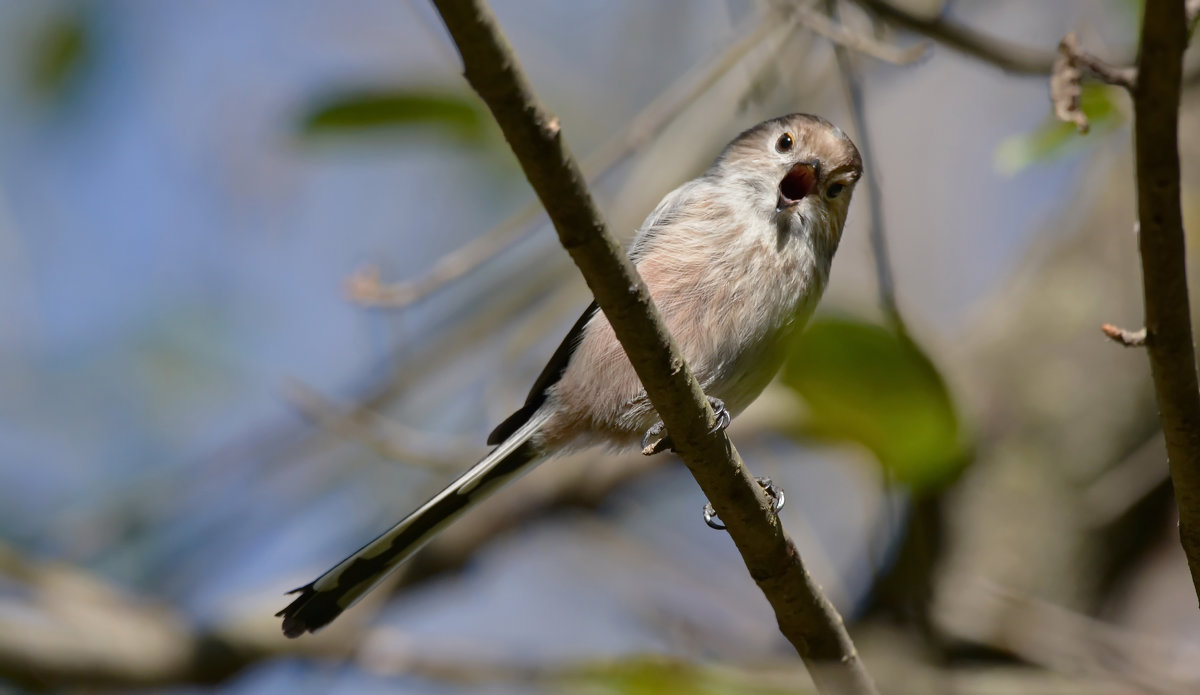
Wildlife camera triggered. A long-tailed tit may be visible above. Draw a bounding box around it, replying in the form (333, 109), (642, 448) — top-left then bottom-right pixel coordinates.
(279, 113), (862, 637)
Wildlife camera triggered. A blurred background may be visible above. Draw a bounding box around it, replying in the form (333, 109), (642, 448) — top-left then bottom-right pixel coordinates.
(1, 0), (1198, 692)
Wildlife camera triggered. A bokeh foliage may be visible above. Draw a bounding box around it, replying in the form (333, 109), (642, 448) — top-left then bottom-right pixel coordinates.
(300, 88), (490, 143)
(782, 318), (967, 491)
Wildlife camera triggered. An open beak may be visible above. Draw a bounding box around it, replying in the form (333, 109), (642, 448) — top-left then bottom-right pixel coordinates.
(777, 161), (818, 212)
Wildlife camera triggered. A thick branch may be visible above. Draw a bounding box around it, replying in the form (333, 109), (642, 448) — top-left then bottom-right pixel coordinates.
(429, 1), (878, 692)
(1131, 0), (1200, 602)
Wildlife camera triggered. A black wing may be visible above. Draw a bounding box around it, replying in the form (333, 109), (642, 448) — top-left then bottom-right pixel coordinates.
(486, 301), (600, 445)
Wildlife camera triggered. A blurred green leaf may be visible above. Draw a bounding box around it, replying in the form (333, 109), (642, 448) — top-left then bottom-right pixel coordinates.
(995, 83), (1123, 175)
(28, 11), (90, 99)
(564, 656), (810, 695)
(781, 318), (966, 491)
(299, 89), (487, 142)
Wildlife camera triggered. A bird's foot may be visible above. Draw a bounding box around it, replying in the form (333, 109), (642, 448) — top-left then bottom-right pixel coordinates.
(641, 396), (730, 456)
(703, 476), (785, 530)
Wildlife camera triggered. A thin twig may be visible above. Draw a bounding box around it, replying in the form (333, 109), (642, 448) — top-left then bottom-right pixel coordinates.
(1129, 0), (1200, 603)
(284, 380), (474, 472)
(429, 1), (879, 692)
(1061, 34), (1137, 91)
(1083, 433), (1167, 527)
(1100, 323), (1147, 348)
(826, 0), (906, 335)
(969, 584), (1200, 692)
(1051, 33), (1137, 134)
(793, 3), (928, 66)
(349, 7), (785, 308)
(353, 1), (926, 310)
(849, 0), (1056, 75)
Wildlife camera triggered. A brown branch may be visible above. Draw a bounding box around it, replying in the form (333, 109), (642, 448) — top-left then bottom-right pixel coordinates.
(849, 0), (1056, 75)
(853, 0), (1200, 92)
(349, 2), (927, 311)
(794, 3), (928, 65)
(429, 1), (879, 692)
(1051, 33), (1138, 133)
(345, 6), (785, 309)
(1130, 0), (1200, 603)
(1067, 50), (1137, 91)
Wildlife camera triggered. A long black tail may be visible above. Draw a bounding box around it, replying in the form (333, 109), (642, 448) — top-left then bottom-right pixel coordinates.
(277, 411), (549, 637)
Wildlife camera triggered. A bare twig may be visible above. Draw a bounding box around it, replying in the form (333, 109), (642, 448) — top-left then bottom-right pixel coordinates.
(1050, 33), (1138, 134)
(348, 7), (785, 308)
(1050, 34), (1093, 133)
(1129, 0), (1200, 603)
(849, 0), (1056, 75)
(1101, 323), (1148, 348)
(284, 380), (475, 472)
(947, 583), (1200, 693)
(826, 0), (905, 335)
(352, 1), (930, 311)
(1083, 433), (1167, 527)
(429, 1), (879, 692)
(793, 3), (928, 66)
(1059, 33), (1137, 94)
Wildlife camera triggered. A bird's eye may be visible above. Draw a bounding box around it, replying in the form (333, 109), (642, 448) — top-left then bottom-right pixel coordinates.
(776, 132), (794, 153)
(826, 183), (845, 199)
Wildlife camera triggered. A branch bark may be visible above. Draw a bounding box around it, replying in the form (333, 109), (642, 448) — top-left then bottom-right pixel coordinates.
(429, 1), (878, 692)
(1130, 0), (1200, 603)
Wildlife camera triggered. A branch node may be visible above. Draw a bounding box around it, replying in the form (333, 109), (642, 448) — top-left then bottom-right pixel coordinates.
(1052, 33), (1090, 133)
(1101, 323), (1147, 347)
(1052, 33), (1138, 135)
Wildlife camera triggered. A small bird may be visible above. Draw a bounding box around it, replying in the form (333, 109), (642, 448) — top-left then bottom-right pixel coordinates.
(279, 113), (862, 637)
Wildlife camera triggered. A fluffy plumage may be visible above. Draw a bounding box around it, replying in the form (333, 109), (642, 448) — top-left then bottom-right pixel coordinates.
(278, 113), (862, 637)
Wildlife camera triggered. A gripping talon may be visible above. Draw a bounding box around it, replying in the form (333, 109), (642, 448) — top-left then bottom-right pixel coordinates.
(642, 395), (729, 456)
(702, 475), (785, 531)
(707, 396), (730, 435)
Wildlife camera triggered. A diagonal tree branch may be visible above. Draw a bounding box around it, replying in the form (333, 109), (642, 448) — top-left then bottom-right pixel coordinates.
(347, 7), (783, 308)
(429, 1), (879, 692)
(1129, 0), (1200, 603)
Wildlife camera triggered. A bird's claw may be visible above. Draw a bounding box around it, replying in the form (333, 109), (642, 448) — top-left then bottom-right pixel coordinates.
(641, 421), (671, 456)
(703, 476), (785, 530)
(641, 396), (730, 456)
(707, 396), (730, 435)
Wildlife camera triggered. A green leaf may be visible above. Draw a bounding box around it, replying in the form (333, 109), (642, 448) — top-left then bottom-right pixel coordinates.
(995, 83), (1123, 175)
(298, 89), (487, 142)
(28, 11), (90, 99)
(781, 318), (966, 492)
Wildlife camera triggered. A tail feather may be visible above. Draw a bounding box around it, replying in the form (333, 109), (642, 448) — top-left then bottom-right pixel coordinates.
(278, 411), (550, 637)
